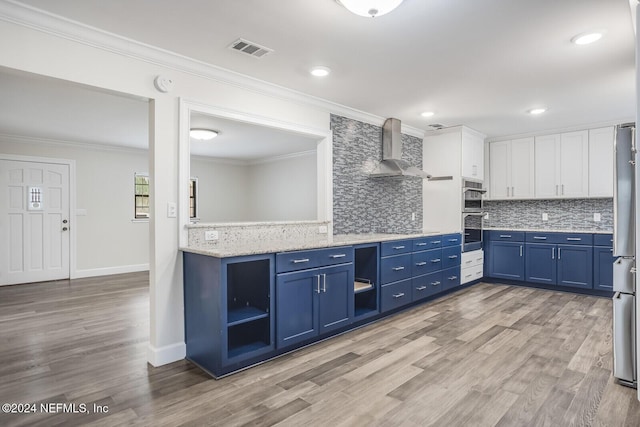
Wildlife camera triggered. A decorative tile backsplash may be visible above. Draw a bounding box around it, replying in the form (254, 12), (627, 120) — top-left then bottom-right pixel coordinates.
(331, 114), (423, 235)
(484, 198), (613, 231)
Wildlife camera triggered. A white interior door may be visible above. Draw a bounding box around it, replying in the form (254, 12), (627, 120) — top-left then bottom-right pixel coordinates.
(0, 160), (70, 285)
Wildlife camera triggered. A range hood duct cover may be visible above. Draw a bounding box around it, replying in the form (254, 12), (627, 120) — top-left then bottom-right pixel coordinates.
(370, 118), (450, 180)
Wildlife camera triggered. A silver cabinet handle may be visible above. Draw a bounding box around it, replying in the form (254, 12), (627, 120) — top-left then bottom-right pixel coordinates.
(465, 260), (473, 264)
(610, 248), (614, 252)
(393, 245), (405, 250)
(293, 258), (310, 264)
(566, 238), (581, 241)
(556, 184), (558, 195)
(448, 276), (458, 280)
(552, 248), (555, 260)
(475, 257), (483, 262)
(499, 235), (512, 238)
(448, 255), (458, 259)
(533, 236), (547, 240)
(330, 253), (346, 258)
(431, 281), (441, 286)
(507, 186), (510, 197)
(558, 247), (561, 259)
(512, 186), (514, 196)
(322, 273), (327, 292)
(393, 293), (405, 298)
(562, 184), (564, 195)
(465, 273), (473, 278)
(415, 262), (427, 266)
(431, 259), (441, 263)
(316, 275), (321, 294)
(520, 245), (523, 257)
(448, 239), (458, 242)
(392, 266), (405, 271)
(416, 243), (427, 246)
(432, 241), (441, 244)
(416, 286), (427, 291)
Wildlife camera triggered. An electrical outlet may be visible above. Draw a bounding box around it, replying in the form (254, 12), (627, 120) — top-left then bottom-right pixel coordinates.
(594, 213), (601, 222)
(318, 225), (328, 234)
(542, 213), (549, 221)
(411, 212), (416, 221)
(484, 212), (489, 220)
(205, 230), (219, 241)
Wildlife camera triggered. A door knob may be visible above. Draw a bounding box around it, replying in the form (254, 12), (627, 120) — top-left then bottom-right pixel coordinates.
(62, 227), (68, 231)
(63, 219), (68, 224)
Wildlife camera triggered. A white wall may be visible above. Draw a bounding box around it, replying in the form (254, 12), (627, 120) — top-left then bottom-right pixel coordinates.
(0, 136), (149, 276)
(248, 152), (317, 221)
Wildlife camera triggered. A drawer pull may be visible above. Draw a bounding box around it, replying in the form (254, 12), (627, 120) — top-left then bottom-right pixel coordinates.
(432, 240), (441, 244)
(566, 238), (582, 241)
(465, 273), (473, 278)
(416, 243), (427, 246)
(499, 235), (512, 238)
(292, 258), (310, 264)
(393, 292), (405, 298)
(393, 245), (406, 250)
(392, 266), (405, 271)
(610, 248), (613, 252)
(465, 260), (473, 264)
(431, 258), (441, 263)
(330, 254), (346, 258)
(415, 262), (427, 266)
(475, 257), (483, 262)
(448, 255), (458, 259)
(431, 281), (441, 286)
(448, 276), (458, 280)
(416, 286), (427, 291)
(448, 239), (458, 242)
(533, 236), (547, 240)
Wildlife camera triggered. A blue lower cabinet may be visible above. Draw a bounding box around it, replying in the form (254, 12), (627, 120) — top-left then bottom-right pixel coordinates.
(412, 271), (442, 301)
(594, 246), (615, 291)
(381, 279), (412, 312)
(381, 253), (412, 284)
(489, 241), (525, 280)
(276, 263), (353, 349)
(525, 243), (556, 285)
(442, 266), (461, 291)
(442, 245), (461, 270)
(557, 245), (593, 289)
(412, 248), (442, 276)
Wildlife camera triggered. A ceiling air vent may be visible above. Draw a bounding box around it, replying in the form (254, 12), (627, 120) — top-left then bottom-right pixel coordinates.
(228, 38), (273, 58)
(429, 123), (446, 130)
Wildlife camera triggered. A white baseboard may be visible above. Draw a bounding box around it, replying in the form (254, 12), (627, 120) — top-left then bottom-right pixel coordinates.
(73, 263), (149, 278)
(147, 342), (186, 367)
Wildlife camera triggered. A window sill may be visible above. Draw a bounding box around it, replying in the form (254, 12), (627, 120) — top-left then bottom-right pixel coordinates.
(131, 218), (150, 223)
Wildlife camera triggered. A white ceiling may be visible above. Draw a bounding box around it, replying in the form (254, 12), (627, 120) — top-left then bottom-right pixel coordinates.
(12, 0), (636, 139)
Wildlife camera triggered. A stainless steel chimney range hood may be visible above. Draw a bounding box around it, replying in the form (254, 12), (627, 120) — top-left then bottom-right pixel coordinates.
(370, 118), (452, 181)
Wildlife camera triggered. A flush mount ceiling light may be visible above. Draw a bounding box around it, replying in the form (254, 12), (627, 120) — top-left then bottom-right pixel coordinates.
(528, 107), (547, 115)
(190, 128), (218, 140)
(571, 31), (605, 45)
(310, 66), (331, 77)
(421, 111), (435, 118)
(337, 0), (404, 17)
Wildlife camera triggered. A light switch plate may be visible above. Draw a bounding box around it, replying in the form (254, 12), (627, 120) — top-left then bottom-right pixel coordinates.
(542, 213), (549, 221)
(205, 230), (219, 241)
(167, 202), (177, 218)
(594, 213), (601, 222)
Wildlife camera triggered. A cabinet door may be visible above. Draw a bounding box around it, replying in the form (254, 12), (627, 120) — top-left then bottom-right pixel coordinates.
(557, 245), (593, 289)
(510, 137), (535, 198)
(489, 241), (524, 280)
(489, 141), (510, 199)
(275, 270), (319, 348)
(462, 131), (484, 180)
(593, 246), (615, 291)
(525, 243), (556, 284)
(560, 130), (589, 197)
(318, 264), (354, 334)
(589, 127), (615, 197)
(535, 134), (561, 198)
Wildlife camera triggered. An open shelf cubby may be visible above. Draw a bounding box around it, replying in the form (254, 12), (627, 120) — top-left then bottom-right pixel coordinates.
(354, 245), (379, 318)
(228, 317), (271, 359)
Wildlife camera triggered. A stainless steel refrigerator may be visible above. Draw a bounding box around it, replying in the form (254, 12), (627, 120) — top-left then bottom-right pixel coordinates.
(613, 123), (637, 388)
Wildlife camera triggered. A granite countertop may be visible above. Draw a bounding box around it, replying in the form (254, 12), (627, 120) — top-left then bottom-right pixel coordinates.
(484, 227), (612, 234)
(181, 231), (441, 258)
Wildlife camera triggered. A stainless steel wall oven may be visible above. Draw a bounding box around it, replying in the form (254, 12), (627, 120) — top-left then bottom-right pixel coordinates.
(462, 179), (486, 252)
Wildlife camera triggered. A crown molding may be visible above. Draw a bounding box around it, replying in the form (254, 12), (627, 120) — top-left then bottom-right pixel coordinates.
(485, 118), (634, 143)
(0, 132), (148, 154)
(248, 149), (316, 166)
(0, 0), (426, 139)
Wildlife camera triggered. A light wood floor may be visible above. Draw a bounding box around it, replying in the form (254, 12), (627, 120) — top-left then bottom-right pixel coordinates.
(0, 273), (638, 426)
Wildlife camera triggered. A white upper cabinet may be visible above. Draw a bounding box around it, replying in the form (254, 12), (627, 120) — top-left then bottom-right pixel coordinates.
(488, 137), (534, 200)
(588, 126), (614, 197)
(534, 130), (589, 198)
(461, 130), (484, 181)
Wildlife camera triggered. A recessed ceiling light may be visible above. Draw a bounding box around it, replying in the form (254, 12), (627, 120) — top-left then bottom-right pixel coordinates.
(190, 129), (218, 140)
(338, 0), (404, 18)
(421, 111), (435, 118)
(310, 66), (331, 77)
(571, 31), (605, 45)
(528, 108), (547, 115)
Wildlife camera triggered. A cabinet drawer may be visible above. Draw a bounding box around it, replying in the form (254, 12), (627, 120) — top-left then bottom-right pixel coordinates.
(461, 249), (483, 268)
(525, 232), (593, 245)
(412, 271), (442, 302)
(461, 264), (483, 284)
(380, 253), (412, 284)
(593, 233), (613, 247)
(442, 233), (462, 247)
(381, 239), (413, 257)
(413, 235), (442, 251)
(412, 249), (442, 276)
(489, 231), (525, 242)
(276, 246), (353, 273)
(442, 266), (461, 290)
(381, 279), (412, 312)
(442, 245), (461, 269)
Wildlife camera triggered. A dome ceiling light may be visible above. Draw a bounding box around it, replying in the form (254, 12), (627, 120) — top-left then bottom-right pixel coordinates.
(190, 128), (219, 140)
(337, 0), (404, 18)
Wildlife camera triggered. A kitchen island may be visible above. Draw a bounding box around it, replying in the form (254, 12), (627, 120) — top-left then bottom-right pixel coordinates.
(182, 230), (466, 378)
